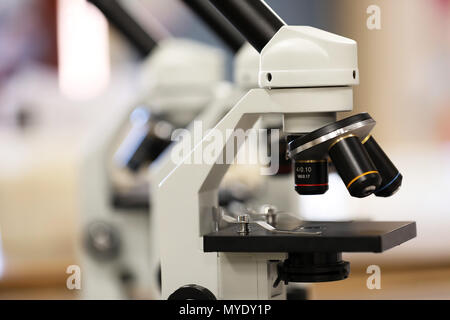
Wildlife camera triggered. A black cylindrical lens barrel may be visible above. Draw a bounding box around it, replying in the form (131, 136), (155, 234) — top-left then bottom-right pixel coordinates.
(363, 136), (403, 197)
(294, 160), (329, 195)
(126, 132), (171, 172)
(329, 136), (381, 198)
(209, 0), (286, 52)
(88, 0), (157, 57)
(181, 0), (245, 53)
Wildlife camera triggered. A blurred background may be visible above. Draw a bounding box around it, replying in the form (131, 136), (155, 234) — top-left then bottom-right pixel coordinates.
(0, 0), (449, 299)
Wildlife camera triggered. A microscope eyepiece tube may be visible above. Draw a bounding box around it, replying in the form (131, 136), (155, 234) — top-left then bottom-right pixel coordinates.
(209, 0), (286, 52)
(362, 135), (403, 197)
(87, 0), (157, 57)
(180, 0), (246, 53)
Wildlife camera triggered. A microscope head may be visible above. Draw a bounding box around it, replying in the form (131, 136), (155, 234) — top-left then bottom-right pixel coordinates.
(258, 26), (359, 89)
(139, 39), (225, 98)
(210, 0), (358, 89)
(208, 0), (402, 199)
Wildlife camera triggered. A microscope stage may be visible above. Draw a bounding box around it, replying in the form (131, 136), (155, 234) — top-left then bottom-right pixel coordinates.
(204, 221), (416, 253)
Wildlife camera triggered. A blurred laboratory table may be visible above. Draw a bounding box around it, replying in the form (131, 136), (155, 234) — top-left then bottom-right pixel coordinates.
(311, 264), (450, 300)
(1, 264), (450, 299)
(0, 258), (76, 299)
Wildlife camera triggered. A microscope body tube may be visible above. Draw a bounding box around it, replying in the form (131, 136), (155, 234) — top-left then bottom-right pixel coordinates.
(180, 0), (246, 53)
(209, 0), (286, 52)
(88, 0), (157, 57)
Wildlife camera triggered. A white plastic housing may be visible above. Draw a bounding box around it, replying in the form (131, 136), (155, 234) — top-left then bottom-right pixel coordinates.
(139, 38), (225, 91)
(234, 43), (260, 89)
(259, 26), (359, 88)
(137, 38), (226, 121)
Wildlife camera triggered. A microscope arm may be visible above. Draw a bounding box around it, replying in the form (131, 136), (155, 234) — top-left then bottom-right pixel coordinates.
(147, 82), (237, 297)
(149, 83), (238, 185)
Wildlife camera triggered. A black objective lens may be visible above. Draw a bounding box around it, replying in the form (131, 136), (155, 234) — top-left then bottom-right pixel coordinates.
(329, 135), (381, 198)
(126, 132), (171, 172)
(362, 136), (403, 197)
(294, 160), (329, 195)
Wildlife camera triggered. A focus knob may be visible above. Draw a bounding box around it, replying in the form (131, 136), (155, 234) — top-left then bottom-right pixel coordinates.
(168, 284), (216, 300)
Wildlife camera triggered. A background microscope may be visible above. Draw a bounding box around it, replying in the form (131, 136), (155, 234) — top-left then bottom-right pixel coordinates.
(82, 0), (273, 300)
(79, 0), (230, 299)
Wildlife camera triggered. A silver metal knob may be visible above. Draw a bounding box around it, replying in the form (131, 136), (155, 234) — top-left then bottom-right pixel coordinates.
(237, 214), (250, 235)
(261, 204), (277, 225)
(261, 205), (277, 215)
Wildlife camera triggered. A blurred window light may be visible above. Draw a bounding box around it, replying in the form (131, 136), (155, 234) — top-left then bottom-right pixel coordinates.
(57, 0), (110, 100)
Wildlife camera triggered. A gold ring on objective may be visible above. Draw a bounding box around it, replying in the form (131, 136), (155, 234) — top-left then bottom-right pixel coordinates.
(346, 171), (379, 189)
(361, 134), (372, 145)
(296, 160), (328, 164)
(328, 134), (356, 151)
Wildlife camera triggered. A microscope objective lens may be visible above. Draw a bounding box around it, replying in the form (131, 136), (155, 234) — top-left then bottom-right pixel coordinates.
(362, 135), (403, 197)
(294, 160), (329, 195)
(328, 135), (381, 198)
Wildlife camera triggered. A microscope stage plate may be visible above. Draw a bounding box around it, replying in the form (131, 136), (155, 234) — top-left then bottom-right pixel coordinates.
(203, 221), (416, 253)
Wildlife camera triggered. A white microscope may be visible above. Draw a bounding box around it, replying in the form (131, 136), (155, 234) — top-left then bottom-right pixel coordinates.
(79, 0), (231, 299)
(156, 0), (416, 300)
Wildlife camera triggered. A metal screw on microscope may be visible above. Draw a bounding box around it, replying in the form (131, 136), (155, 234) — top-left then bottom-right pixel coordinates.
(262, 205), (277, 226)
(237, 214), (250, 235)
